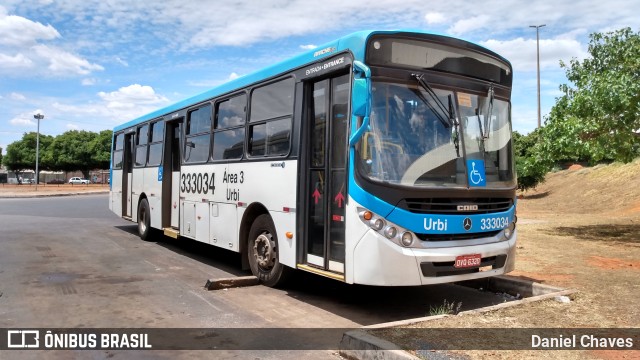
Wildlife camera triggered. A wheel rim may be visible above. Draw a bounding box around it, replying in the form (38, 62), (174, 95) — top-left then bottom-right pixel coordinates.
(139, 206), (147, 234)
(253, 232), (276, 271)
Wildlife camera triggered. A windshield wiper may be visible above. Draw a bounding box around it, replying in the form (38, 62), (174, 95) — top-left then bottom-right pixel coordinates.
(475, 84), (495, 157)
(412, 74), (461, 157)
(412, 74), (453, 128)
(484, 84), (494, 139)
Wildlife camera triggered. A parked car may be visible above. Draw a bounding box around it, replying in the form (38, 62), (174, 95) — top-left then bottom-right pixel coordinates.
(69, 177), (90, 184)
(47, 179), (65, 184)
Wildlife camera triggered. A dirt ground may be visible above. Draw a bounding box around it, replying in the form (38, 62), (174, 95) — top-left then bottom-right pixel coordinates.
(376, 159), (640, 359)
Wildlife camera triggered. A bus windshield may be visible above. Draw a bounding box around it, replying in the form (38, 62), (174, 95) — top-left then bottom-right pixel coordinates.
(359, 81), (515, 188)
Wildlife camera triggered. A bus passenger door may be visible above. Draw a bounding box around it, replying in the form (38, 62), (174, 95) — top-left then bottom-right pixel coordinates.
(161, 120), (182, 231)
(304, 74), (349, 275)
(122, 133), (134, 218)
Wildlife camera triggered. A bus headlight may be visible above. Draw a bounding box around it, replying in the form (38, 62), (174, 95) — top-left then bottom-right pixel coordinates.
(371, 218), (385, 231)
(503, 222), (516, 240)
(400, 232), (414, 247)
(384, 226), (397, 239)
(358, 207), (417, 248)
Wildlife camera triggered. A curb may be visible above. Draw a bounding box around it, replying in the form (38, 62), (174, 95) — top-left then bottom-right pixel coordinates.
(0, 191), (109, 199)
(339, 275), (575, 360)
(204, 276), (260, 290)
(340, 330), (420, 360)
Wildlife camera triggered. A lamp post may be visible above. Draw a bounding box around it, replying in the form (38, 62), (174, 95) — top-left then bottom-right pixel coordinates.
(33, 113), (44, 190)
(530, 24), (546, 128)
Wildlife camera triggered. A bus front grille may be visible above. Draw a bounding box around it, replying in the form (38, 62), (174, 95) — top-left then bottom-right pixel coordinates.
(415, 230), (501, 242)
(399, 198), (513, 215)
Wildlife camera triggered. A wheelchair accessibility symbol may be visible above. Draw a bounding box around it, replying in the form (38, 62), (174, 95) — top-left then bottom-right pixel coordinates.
(467, 160), (486, 187)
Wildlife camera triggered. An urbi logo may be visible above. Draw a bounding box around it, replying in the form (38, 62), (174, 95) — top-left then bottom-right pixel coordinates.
(423, 218), (448, 231)
(467, 160), (486, 187)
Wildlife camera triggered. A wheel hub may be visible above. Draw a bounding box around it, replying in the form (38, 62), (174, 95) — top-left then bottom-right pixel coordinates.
(139, 207), (147, 233)
(253, 233), (276, 270)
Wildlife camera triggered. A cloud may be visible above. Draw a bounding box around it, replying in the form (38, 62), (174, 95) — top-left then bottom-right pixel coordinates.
(189, 72), (243, 87)
(448, 15), (490, 35)
(0, 7), (60, 46)
(82, 78), (97, 86)
(0, 8), (102, 77)
(32, 44), (104, 75)
(480, 33), (589, 72)
(98, 84), (168, 108)
(9, 115), (35, 126)
(46, 84), (170, 125)
(424, 12), (446, 25)
(115, 56), (128, 67)
(0, 52), (33, 69)
(10, 92), (26, 100)
(5, 0), (640, 52)
(66, 123), (80, 130)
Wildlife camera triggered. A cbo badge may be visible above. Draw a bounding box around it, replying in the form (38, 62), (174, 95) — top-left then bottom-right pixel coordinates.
(467, 160), (486, 187)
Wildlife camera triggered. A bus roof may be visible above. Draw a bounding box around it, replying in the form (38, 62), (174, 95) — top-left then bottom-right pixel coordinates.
(114, 29), (509, 132)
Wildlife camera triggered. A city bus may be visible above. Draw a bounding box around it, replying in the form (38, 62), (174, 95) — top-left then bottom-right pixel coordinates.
(109, 30), (517, 287)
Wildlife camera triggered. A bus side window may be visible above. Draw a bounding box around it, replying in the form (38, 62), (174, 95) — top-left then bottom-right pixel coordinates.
(248, 77), (294, 157)
(184, 104), (212, 163)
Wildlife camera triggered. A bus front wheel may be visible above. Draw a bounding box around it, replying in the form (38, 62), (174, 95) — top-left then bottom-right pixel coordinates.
(247, 214), (290, 287)
(137, 198), (151, 241)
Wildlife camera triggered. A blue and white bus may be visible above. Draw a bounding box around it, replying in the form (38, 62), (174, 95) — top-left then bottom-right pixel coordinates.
(109, 30), (517, 287)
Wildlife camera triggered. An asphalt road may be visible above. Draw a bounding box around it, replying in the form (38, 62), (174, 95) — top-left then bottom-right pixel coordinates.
(0, 195), (510, 359)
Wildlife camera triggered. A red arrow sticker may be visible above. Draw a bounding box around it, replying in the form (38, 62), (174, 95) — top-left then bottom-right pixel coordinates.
(312, 188), (321, 204)
(334, 192), (345, 208)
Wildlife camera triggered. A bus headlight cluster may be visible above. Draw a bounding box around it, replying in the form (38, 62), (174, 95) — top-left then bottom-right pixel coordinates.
(502, 222), (516, 241)
(358, 208), (416, 248)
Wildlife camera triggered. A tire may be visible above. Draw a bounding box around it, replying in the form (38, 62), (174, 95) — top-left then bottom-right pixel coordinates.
(137, 198), (152, 241)
(247, 214), (291, 287)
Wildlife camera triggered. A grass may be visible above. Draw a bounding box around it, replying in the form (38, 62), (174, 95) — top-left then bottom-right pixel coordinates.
(428, 299), (462, 316)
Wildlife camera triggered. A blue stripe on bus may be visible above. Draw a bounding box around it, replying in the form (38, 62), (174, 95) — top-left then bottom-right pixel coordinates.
(114, 29), (509, 132)
(386, 205), (515, 235)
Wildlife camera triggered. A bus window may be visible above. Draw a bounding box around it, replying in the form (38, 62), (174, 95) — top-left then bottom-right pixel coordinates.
(135, 124), (149, 167)
(248, 78), (293, 157)
(113, 133), (124, 169)
(185, 104), (212, 163)
(249, 78), (294, 122)
(114, 133), (124, 150)
(213, 94), (246, 160)
(147, 121), (164, 166)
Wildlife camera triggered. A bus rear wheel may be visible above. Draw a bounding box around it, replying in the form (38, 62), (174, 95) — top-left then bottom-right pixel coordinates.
(247, 214), (290, 287)
(137, 198), (151, 241)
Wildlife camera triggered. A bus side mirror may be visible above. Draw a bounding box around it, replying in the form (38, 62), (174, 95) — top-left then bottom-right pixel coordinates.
(350, 61), (371, 147)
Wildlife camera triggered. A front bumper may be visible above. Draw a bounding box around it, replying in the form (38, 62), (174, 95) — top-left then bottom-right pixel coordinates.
(352, 228), (517, 286)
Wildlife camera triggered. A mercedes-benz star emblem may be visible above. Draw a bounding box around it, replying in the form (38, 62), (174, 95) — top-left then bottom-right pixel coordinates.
(463, 218), (472, 231)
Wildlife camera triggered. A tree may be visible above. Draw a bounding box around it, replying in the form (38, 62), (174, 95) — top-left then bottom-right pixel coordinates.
(543, 27), (640, 163)
(44, 130), (98, 178)
(513, 130), (552, 191)
(4, 132), (54, 175)
(89, 130), (113, 170)
(0, 146), (3, 166)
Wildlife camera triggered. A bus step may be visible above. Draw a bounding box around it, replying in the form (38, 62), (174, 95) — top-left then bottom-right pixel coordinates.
(163, 227), (179, 239)
(297, 264), (345, 282)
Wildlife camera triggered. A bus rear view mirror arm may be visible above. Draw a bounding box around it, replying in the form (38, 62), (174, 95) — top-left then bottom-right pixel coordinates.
(350, 61), (371, 147)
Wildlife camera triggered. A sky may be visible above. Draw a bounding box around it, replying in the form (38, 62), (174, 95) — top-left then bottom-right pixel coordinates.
(1, 0), (639, 154)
